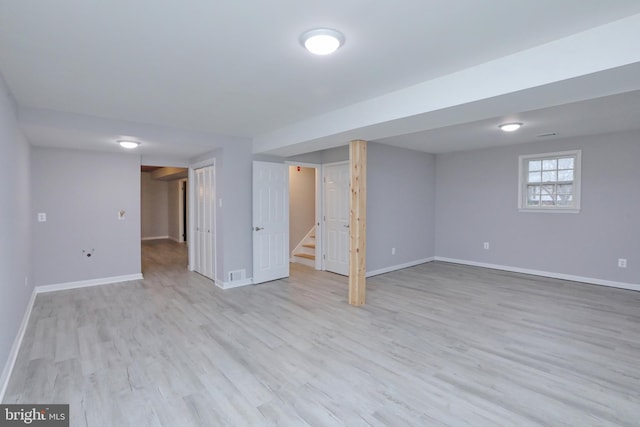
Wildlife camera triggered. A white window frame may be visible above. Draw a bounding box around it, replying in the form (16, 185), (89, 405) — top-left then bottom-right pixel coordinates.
(518, 149), (582, 213)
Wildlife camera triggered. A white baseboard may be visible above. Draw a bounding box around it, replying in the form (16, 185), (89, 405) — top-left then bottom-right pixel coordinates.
(434, 257), (640, 292)
(214, 278), (254, 290)
(366, 257), (435, 278)
(0, 288), (36, 402)
(36, 274), (144, 294)
(141, 236), (170, 241)
(1, 273), (144, 399)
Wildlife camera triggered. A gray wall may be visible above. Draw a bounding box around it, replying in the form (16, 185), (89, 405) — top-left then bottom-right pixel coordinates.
(191, 137), (253, 282)
(168, 180), (180, 242)
(289, 166), (316, 252)
(367, 142), (436, 272)
(286, 145), (349, 164)
(224, 143), (253, 280)
(435, 131), (640, 284)
(140, 172), (169, 239)
(287, 142), (437, 274)
(32, 148), (141, 285)
(0, 74), (33, 387)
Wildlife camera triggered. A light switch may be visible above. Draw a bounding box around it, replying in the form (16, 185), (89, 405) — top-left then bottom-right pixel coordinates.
(37, 213), (47, 222)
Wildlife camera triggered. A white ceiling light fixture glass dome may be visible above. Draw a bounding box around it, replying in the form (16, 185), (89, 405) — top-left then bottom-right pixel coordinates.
(499, 122), (522, 132)
(118, 140), (140, 149)
(300, 28), (345, 55)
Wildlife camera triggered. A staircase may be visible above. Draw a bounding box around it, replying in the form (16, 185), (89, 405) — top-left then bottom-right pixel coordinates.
(292, 226), (316, 267)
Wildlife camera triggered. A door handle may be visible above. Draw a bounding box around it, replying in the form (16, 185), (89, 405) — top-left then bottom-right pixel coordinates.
(343, 224), (350, 228)
(254, 226), (264, 231)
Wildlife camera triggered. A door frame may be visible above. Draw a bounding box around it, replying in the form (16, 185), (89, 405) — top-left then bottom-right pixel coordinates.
(188, 158), (217, 282)
(285, 161), (323, 271)
(321, 160), (350, 273)
(178, 178), (188, 243)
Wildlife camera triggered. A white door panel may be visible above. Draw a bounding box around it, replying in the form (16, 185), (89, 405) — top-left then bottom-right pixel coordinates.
(253, 161), (289, 284)
(194, 165), (215, 281)
(324, 162), (349, 276)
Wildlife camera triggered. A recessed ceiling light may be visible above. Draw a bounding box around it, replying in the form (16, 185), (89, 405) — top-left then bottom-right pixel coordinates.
(499, 123), (522, 132)
(118, 140), (140, 149)
(300, 28), (345, 55)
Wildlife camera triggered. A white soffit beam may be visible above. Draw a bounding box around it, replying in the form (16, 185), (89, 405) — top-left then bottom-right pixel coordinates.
(253, 13), (640, 155)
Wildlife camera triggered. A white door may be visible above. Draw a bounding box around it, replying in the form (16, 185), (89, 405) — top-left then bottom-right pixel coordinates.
(324, 162), (349, 276)
(194, 165), (215, 280)
(253, 161), (289, 284)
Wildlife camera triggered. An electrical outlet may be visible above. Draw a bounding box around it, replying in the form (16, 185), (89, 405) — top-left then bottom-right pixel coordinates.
(483, 242), (490, 250)
(391, 248), (396, 255)
(37, 213), (47, 222)
(618, 258), (627, 268)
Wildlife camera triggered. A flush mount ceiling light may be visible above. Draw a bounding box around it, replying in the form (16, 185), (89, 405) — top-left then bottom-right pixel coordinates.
(499, 122), (523, 132)
(300, 28), (345, 55)
(118, 140), (140, 149)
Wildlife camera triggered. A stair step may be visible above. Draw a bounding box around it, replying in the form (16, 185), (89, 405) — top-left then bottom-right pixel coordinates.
(294, 253), (315, 260)
(310, 234), (315, 238)
(302, 243), (316, 249)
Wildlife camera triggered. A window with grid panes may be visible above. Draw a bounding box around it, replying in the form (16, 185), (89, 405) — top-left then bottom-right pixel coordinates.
(518, 150), (581, 212)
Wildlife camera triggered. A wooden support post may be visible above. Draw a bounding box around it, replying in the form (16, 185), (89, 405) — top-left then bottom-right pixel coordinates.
(349, 139), (367, 306)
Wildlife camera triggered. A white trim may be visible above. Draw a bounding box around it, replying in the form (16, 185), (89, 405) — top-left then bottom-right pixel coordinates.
(190, 158), (216, 170)
(366, 258), (435, 278)
(1, 273), (143, 400)
(323, 160), (349, 167)
(0, 289), (37, 402)
(178, 178), (188, 243)
(35, 274), (144, 293)
(214, 278), (254, 289)
(517, 209), (580, 214)
(285, 161), (320, 168)
(518, 149), (582, 212)
(189, 160), (217, 281)
(315, 164), (323, 271)
(292, 255), (315, 268)
(322, 161), (350, 274)
(434, 257), (640, 292)
(188, 166), (196, 271)
(141, 235), (170, 241)
(139, 158), (189, 168)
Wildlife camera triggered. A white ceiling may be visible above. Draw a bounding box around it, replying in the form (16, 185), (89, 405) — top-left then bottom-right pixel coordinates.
(376, 89), (640, 154)
(1, 1), (640, 160)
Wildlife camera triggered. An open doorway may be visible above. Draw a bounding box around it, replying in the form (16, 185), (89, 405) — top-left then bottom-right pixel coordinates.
(140, 165), (189, 273)
(288, 163), (322, 271)
(287, 160), (350, 276)
(179, 178), (188, 243)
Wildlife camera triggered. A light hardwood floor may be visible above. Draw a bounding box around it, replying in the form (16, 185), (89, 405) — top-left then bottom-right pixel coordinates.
(4, 240), (640, 426)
